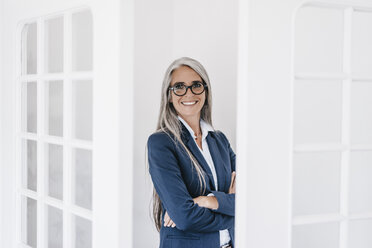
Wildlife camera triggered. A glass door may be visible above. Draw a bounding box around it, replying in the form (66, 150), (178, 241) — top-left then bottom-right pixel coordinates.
(18, 8), (93, 248)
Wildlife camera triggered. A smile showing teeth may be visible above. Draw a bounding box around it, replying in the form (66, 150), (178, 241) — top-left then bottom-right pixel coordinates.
(182, 101), (197, 106)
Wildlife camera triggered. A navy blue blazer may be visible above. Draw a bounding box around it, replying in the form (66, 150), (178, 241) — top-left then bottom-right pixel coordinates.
(147, 121), (236, 248)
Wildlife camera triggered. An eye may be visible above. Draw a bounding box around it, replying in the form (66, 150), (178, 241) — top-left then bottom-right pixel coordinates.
(192, 81), (203, 88)
(173, 83), (185, 90)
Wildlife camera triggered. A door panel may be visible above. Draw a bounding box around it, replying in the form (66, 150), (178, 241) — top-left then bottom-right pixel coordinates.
(1, 0), (134, 247)
(17, 8), (94, 248)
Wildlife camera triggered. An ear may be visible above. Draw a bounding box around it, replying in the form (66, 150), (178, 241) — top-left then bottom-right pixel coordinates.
(169, 94), (173, 103)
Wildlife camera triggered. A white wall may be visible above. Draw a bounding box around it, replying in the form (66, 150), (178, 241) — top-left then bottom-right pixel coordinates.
(0, 0), (3, 246)
(172, 0), (238, 137)
(132, 0), (238, 247)
(1, 0), (16, 246)
(132, 0), (174, 247)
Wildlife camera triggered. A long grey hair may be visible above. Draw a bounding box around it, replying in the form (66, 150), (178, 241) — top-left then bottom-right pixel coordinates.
(152, 57), (213, 231)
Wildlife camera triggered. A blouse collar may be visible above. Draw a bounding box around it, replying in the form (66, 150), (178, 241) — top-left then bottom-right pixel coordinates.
(177, 115), (214, 141)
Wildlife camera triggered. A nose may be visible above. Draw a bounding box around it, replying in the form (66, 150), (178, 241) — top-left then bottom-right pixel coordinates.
(184, 86), (194, 96)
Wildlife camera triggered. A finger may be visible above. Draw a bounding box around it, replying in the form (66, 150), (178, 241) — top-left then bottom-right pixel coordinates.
(229, 172), (236, 194)
(230, 172), (236, 188)
(166, 218), (175, 227)
(164, 218), (171, 227)
(164, 212), (169, 222)
(171, 222), (176, 228)
(164, 218), (169, 226)
(165, 214), (174, 227)
(164, 212), (170, 226)
(231, 171), (236, 185)
(164, 219), (171, 226)
(232, 171), (236, 189)
(229, 172), (234, 185)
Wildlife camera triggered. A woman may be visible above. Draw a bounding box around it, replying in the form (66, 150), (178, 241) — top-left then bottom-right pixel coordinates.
(147, 57), (236, 248)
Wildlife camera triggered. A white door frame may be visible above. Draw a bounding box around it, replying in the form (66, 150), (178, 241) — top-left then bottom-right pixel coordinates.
(235, 1), (294, 247)
(0, 0), (3, 245)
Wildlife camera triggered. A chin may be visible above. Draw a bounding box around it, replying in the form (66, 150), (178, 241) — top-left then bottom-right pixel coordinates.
(179, 111), (202, 118)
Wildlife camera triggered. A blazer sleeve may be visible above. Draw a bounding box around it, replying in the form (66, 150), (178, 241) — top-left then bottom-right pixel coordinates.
(147, 133), (234, 233)
(210, 132), (236, 216)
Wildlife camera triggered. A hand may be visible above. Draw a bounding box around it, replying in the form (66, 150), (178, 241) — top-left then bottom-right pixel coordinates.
(229, 171), (236, 194)
(164, 211), (176, 228)
(193, 196), (219, 210)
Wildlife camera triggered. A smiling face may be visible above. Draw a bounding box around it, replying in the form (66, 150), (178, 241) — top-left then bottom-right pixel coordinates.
(169, 66), (206, 121)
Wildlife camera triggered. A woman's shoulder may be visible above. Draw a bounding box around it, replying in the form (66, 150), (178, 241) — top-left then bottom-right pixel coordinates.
(211, 130), (234, 150)
(211, 129), (229, 142)
(147, 130), (175, 147)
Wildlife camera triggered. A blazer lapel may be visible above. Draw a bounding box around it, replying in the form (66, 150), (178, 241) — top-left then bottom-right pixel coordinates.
(206, 134), (228, 192)
(181, 124), (216, 191)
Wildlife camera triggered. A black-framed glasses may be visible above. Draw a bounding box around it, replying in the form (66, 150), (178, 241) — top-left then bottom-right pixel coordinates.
(169, 81), (207, 96)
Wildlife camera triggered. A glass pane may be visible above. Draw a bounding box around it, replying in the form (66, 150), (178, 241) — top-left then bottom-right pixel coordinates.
(23, 140), (37, 191)
(293, 152), (340, 215)
(349, 219), (372, 248)
(74, 148), (92, 210)
(349, 151), (372, 213)
(47, 205), (63, 248)
(73, 80), (92, 141)
(352, 11), (372, 76)
(45, 17), (64, 73)
(22, 197), (37, 248)
(293, 80), (342, 144)
(26, 82), (37, 133)
(292, 222), (339, 248)
(351, 82), (372, 144)
(295, 6), (343, 73)
(47, 144), (63, 200)
(22, 23), (37, 75)
(72, 11), (93, 71)
(47, 81), (63, 136)
(74, 215), (92, 248)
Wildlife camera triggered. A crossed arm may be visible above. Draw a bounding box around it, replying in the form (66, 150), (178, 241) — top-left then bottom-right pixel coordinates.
(163, 171), (236, 228)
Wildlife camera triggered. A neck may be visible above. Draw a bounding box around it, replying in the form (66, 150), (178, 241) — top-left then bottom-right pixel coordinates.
(179, 114), (201, 135)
